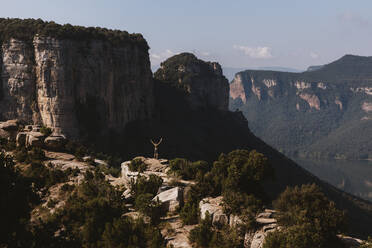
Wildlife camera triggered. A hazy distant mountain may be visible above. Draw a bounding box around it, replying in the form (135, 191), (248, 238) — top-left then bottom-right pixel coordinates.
(307, 65), (324, 72)
(223, 66), (303, 81)
(230, 54), (372, 160)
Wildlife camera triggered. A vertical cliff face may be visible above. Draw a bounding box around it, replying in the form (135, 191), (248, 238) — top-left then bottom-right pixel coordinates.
(154, 53), (229, 110)
(229, 55), (372, 159)
(0, 34), (153, 138)
(32, 36), (152, 137)
(0, 38), (36, 122)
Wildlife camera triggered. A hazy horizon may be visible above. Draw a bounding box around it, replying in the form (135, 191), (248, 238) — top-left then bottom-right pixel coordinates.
(2, 0), (372, 70)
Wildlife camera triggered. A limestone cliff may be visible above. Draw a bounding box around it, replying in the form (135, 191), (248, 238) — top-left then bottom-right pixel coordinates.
(154, 53), (229, 110)
(0, 21), (153, 138)
(229, 55), (372, 159)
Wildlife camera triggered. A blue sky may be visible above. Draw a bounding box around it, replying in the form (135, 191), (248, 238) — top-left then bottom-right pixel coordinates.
(2, 0), (372, 70)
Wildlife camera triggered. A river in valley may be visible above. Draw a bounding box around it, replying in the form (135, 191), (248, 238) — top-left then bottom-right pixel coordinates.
(294, 158), (372, 202)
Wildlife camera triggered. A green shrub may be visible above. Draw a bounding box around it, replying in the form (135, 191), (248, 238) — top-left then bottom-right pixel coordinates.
(101, 217), (165, 248)
(360, 237), (372, 248)
(135, 193), (164, 225)
(0, 152), (38, 246)
(40, 126), (52, 136)
(189, 213), (214, 247)
(60, 183), (75, 192)
(14, 147), (28, 162)
(263, 184), (347, 248)
(180, 201), (199, 225)
(129, 158), (147, 172)
(169, 158), (209, 180)
(23, 162), (69, 189)
(28, 147), (46, 162)
(130, 175), (163, 198)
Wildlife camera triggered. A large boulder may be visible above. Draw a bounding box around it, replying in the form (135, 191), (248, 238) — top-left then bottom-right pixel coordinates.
(44, 135), (67, 150)
(153, 187), (183, 212)
(199, 196), (229, 227)
(16, 132), (27, 147)
(26, 132), (45, 148)
(0, 120), (19, 132)
(243, 209), (279, 248)
(0, 129), (11, 139)
(244, 223), (278, 248)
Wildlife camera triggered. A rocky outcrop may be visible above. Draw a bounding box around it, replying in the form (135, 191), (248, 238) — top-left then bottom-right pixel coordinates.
(0, 25), (153, 138)
(0, 39), (35, 123)
(0, 119), (20, 139)
(154, 53), (229, 110)
(299, 93), (320, 110)
(44, 135), (67, 150)
(244, 223), (279, 248)
(153, 187), (183, 212)
(229, 54), (372, 160)
(230, 74), (247, 103)
(199, 196), (229, 227)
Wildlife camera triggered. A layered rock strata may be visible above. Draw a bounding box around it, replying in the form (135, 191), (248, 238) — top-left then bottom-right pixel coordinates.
(1, 35), (153, 138)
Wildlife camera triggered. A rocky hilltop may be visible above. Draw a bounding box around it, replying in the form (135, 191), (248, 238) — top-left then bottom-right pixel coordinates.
(0, 19), (153, 138)
(154, 53), (229, 111)
(230, 55), (372, 159)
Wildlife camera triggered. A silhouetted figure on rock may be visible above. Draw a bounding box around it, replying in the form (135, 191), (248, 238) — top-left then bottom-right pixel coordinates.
(150, 138), (163, 159)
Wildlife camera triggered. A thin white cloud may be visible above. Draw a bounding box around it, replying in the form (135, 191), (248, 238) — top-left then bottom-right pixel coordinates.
(310, 52), (319, 59)
(233, 45), (273, 59)
(338, 12), (370, 28)
(150, 49), (175, 64)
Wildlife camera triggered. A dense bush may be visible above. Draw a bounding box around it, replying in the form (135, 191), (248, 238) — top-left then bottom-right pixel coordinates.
(0, 18), (148, 49)
(189, 213), (243, 248)
(169, 158), (210, 180)
(263, 184), (347, 248)
(134, 193), (164, 225)
(360, 237), (372, 248)
(180, 149), (273, 230)
(130, 175), (163, 199)
(40, 126), (52, 136)
(29, 170), (166, 247)
(210, 150), (273, 214)
(23, 161), (70, 189)
(129, 158), (148, 172)
(0, 152), (37, 247)
(101, 217), (165, 248)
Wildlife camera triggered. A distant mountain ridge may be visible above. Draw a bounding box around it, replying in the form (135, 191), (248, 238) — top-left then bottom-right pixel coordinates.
(230, 54), (372, 160)
(223, 66), (302, 81)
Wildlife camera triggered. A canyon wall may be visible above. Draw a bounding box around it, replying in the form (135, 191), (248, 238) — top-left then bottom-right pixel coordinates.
(0, 35), (153, 138)
(229, 55), (372, 159)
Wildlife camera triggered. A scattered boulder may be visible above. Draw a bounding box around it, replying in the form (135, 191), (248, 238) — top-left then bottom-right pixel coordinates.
(244, 223), (278, 248)
(44, 135), (67, 150)
(199, 196), (229, 227)
(123, 211), (150, 224)
(0, 119), (19, 132)
(24, 125), (33, 131)
(153, 187), (183, 212)
(26, 132), (45, 148)
(338, 235), (364, 248)
(16, 132), (27, 147)
(32, 125), (42, 132)
(0, 128), (11, 139)
(229, 214), (243, 228)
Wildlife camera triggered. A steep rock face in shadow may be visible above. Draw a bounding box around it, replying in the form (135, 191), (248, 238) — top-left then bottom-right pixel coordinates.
(154, 53), (229, 111)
